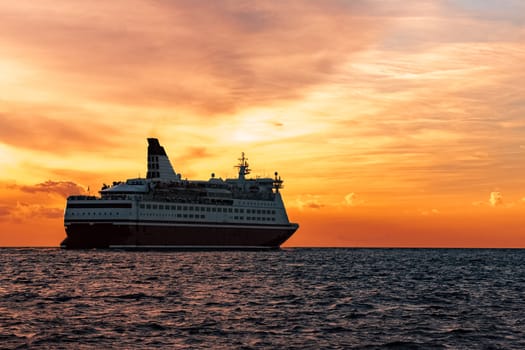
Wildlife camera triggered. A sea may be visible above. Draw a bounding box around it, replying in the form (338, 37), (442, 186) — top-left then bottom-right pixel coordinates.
(0, 248), (524, 349)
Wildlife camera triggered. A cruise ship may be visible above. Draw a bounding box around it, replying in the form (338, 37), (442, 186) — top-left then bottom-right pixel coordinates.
(61, 138), (299, 249)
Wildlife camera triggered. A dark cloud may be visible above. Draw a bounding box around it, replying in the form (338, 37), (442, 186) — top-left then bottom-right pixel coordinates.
(306, 202), (323, 209)
(10, 180), (86, 198)
(0, 180), (81, 220)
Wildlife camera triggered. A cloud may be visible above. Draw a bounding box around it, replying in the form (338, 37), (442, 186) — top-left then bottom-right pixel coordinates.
(17, 202), (64, 219)
(472, 191), (525, 209)
(0, 1), (387, 114)
(419, 208), (440, 216)
(0, 206), (10, 218)
(489, 191), (503, 207)
(177, 147), (214, 162)
(1, 0), (525, 224)
(0, 202), (63, 220)
(474, 191), (519, 208)
(0, 112), (119, 154)
(344, 192), (365, 207)
(0, 180), (81, 221)
(8, 180), (86, 198)
(296, 195), (324, 210)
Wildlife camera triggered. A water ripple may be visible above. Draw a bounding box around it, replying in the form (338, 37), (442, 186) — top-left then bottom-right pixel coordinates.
(1, 248), (524, 349)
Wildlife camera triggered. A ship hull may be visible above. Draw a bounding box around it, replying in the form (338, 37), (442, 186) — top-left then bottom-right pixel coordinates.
(62, 221), (298, 249)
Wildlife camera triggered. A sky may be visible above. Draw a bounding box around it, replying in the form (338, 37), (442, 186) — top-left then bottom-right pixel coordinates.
(1, 0), (525, 247)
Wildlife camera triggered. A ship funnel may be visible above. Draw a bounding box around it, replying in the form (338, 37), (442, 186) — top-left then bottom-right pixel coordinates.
(146, 138), (180, 181)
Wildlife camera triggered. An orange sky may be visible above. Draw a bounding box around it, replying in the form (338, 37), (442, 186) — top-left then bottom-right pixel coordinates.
(1, 1), (525, 247)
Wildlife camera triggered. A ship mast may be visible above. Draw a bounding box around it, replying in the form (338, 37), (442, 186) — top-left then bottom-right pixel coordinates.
(235, 152), (251, 180)
(273, 171), (283, 193)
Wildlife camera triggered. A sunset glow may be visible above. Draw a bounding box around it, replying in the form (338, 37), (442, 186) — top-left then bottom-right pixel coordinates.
(1, 1), (525, 247)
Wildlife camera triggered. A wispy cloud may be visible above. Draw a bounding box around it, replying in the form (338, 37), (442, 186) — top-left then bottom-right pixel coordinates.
(13, 180), (86, 198)
(175, 147), (214, 163)
(0, 202), (64, 220)
(296, 194), (324, 210)
(0, 1), (388, 114)
(0, 111), (119, 154)
(0, 181), (82, 221)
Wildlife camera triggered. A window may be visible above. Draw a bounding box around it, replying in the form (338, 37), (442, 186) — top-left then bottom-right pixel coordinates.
(152, 204), (158, 209)
(159, 205), (164, 209)
(140, 204), (145, 209)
